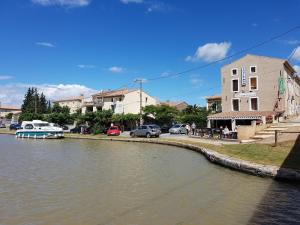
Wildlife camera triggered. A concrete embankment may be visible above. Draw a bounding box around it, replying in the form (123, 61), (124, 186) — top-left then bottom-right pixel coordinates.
(1, 131), (300, 181)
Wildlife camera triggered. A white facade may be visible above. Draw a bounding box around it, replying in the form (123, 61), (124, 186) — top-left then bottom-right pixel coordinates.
(87, 89), (157, 114)
(53, 97), (84, 114)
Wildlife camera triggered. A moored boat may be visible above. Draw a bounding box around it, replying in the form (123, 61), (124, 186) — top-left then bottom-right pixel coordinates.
(16, 120), (64, 139)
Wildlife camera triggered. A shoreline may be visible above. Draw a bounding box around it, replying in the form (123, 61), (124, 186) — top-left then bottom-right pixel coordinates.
(1, 131), (300, 181)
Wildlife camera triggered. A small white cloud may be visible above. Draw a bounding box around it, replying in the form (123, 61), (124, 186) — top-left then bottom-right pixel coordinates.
(109, 66), (124, 73)
(0, 75), (13, 80)
(31, 0), (90, 7)
(186, 42), (231, 63)
(294, 65), (300, 74)
(291, 46), (300, 61)
(0, 83), (96, 106)
(285, 40), (300, 45)
(77, 64), (95, 69)
(36, 42), (55, 48)
(120, 0), (143, 4)
(147, 2), (172, 13)
(251, 23), (258, 27)
(189, 75), (203, 87)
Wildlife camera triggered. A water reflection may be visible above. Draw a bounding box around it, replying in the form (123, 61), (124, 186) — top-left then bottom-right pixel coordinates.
(0, 135), (299, 225)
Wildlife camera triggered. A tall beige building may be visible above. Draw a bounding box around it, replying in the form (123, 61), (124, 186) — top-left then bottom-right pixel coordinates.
(208, 54), (300, 130)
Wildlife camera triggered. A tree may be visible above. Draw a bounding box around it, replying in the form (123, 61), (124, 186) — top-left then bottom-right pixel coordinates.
(5, 113), (13, 120)
(143, 105), (179, 126)
(180, 105), (209, 128)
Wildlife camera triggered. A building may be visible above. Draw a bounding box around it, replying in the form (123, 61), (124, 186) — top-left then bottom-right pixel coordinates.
(159, 101), (189, 111)
(0, 106), (21, 119)
(205, 95), (222, 112)
(52, 96), (84, 114)
(208, 54), (300, 130)
(82, 89), (157, 114)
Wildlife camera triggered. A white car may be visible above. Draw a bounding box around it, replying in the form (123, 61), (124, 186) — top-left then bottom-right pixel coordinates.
(169, 124), (187, 134)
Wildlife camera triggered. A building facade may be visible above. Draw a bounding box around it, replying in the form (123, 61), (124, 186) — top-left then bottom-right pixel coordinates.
(82, 89), (157, 114)
(205, 95), (222, 112)
(0, 106), (21, 118)
(208, 54), (300, 130)
(52, 96), (84, 114)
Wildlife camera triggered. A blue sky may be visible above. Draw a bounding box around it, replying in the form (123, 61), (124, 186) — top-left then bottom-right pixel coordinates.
(1, 0), (300, 106)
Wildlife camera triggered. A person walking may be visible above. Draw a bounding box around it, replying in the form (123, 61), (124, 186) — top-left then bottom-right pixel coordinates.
(191, 122), (196, 135)
(185, 124), (191, 136)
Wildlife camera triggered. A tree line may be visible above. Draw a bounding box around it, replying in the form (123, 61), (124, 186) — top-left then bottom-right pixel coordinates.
(18, 87), (209, 133)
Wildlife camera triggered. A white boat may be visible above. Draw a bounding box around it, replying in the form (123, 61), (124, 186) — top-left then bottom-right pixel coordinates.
(16, 120), (64, 139)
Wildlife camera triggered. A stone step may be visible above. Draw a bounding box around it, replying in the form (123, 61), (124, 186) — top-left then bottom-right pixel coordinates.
(264, 127), (288, 131)
(251, 134), (274, 140)
(240, 139), (257, 143)
(256, 131), (275, 135)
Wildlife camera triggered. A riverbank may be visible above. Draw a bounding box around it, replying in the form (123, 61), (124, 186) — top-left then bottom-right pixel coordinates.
(1, 130), (300, 181)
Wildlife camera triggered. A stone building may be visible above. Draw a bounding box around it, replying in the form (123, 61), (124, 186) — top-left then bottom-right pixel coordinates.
(208, 54), (300, 130)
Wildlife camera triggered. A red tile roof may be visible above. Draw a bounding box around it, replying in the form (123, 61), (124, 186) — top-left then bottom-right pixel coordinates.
(53, 96), (84, 103)
(93, 89), (136, 98)
(208, 111), (278, 120)
(0, 106), (21, 110)
(205, 95), (221, 100)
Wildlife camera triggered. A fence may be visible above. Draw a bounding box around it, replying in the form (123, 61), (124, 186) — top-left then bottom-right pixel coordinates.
(274, 130), (300, 146)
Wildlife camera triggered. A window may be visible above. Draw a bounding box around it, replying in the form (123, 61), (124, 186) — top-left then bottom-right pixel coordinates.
(250, 66), (257, 73)
(145, 97), (148, 103)
(111, 98), (114, 102)
(250, 98), (258, 111)
(250, 77), (258, 90)
(119, 97), (122, 101)
(232, 79), (239, 92)
(25, 124), (34, 129)
(231, 68), (238, 76)
(232, 99), (239, 111)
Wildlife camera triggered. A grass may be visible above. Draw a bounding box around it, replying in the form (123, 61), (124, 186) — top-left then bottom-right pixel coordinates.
(181, 140), (300, 170)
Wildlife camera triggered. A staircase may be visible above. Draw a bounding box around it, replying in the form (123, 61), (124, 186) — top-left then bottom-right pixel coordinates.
(251, 124), (288, 140)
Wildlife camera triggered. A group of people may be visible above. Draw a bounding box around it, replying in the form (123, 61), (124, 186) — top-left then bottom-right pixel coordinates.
(185, 122), (196, 136)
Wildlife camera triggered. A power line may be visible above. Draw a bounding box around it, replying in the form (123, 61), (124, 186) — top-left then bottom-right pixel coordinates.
(147, 25), (300, 81)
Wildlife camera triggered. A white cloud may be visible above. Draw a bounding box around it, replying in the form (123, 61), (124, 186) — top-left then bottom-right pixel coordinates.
(294, 65), (300, 74)
(109, 66), (124, 73)
(291, 46), (300, 61)
(186, 42), (231, 63)
(283, 40), (300, 45)
(120, 0), (143, 4)
(0, 75), (13, 80)
(31, 0), (90, 7)
(0, 83), (97, 106)
(77, 64), (95, 69)
(36, 42), (55, 48)
(251, 23), (258, 27)
(189, 75), (203, 87)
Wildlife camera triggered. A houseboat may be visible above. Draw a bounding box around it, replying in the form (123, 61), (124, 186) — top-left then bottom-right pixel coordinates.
(16, 120), (64, 139)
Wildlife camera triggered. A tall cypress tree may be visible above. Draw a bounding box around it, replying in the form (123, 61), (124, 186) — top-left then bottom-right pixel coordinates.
(39, 92), (48, 113)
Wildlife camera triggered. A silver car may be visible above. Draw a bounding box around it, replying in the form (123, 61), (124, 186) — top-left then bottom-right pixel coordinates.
(169, 124), (186, 134)
(130, 125), (161, 138)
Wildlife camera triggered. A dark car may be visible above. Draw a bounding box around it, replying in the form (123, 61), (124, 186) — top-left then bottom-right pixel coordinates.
(9, 123), (21, 130)
(70, 125), (90, 134)
(130, 125), (161, 138)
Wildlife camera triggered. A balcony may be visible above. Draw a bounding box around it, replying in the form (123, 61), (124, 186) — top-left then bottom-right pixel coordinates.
(94, 99), (104, 107)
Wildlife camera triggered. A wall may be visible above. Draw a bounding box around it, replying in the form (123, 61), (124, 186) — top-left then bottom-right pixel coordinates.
(56, 100), (82, 114)
(221, 55), (286, 113)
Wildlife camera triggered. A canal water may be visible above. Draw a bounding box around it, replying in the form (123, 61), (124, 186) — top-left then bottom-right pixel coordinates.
(0, 135), (300, 225)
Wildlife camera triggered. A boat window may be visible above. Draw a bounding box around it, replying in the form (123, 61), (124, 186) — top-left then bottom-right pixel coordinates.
(34, 123), (49, 127)
(173, 125), (180, 128)
(25, 124), (34, 129)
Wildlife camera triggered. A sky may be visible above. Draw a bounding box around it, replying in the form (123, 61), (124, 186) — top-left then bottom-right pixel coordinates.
(1, 0), (300, 107)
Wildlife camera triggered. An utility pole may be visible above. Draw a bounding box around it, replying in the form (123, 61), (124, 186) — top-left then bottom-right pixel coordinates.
(134, 79), (145, 125)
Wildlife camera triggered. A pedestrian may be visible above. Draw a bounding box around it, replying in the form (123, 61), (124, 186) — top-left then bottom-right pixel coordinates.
(219, 126), (223, 139)
(185, 124), (191, 136)
(191, 122), (196, 135)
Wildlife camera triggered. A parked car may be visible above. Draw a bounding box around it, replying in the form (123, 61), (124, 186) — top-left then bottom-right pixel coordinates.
(70, 125), (91, 134)
(61, 125), (69, 131)
(9, 123), (21, 130)
(107, 126), (121, 136)
(161, 124), (172, 133)
(130, 125), (161, 138)
(169, 124), (186, 134)
(0, 124), (6, 128)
